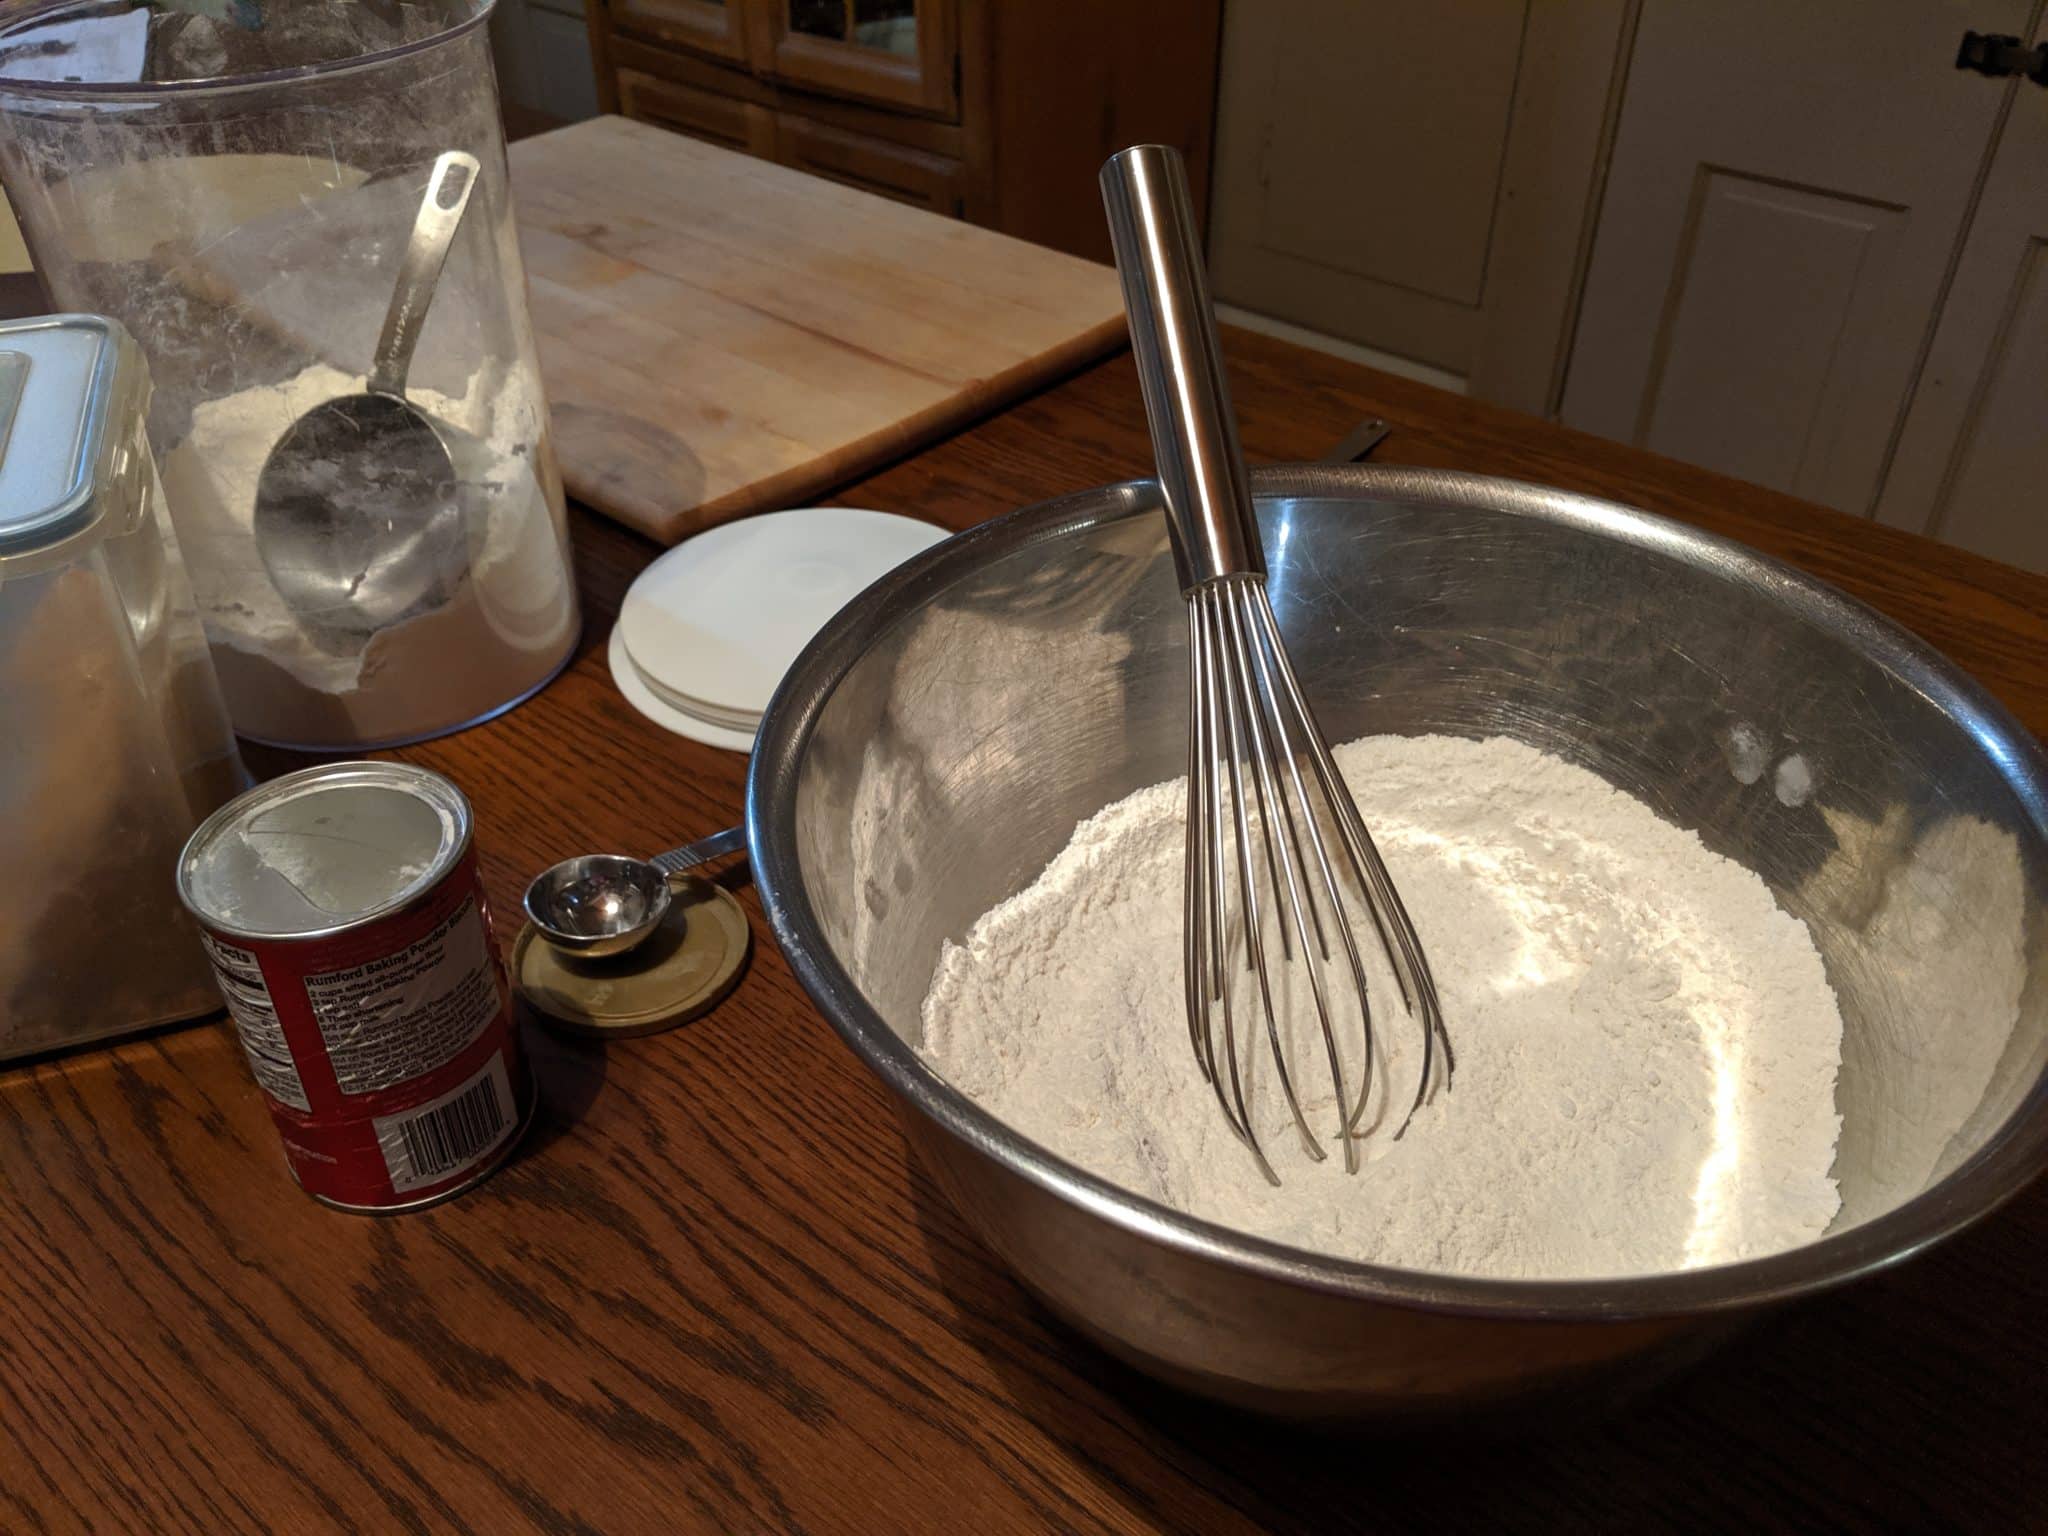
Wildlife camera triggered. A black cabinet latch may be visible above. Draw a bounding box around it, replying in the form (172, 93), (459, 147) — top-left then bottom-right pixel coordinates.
(1956, 29), (2048, 84)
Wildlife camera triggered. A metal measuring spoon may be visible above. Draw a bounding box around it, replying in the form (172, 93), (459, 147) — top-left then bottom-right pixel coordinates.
(524, 827), (747, 959)
(254, 150), (480, 641)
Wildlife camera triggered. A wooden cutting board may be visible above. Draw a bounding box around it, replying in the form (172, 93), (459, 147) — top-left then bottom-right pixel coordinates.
(509, 115), (1128, 544)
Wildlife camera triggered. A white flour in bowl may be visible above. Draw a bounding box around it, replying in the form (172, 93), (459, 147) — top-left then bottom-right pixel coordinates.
(920, 734), (1844, 1280)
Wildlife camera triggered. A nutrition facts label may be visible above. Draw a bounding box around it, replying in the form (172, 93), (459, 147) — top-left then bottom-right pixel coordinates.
(304, 896), (502, 1096)
(200, 934), (311, 1112)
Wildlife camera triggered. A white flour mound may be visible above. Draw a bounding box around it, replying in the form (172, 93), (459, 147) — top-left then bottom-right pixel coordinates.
(159, 364), (576, 745)
(920, 734), (1844, 1280)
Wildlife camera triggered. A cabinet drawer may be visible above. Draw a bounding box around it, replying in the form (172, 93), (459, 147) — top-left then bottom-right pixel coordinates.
(618, 70), (775, 157)
(773, 114), (962, 216)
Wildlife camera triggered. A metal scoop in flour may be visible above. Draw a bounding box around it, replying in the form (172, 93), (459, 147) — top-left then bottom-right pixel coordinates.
(254, 149), (480, 641)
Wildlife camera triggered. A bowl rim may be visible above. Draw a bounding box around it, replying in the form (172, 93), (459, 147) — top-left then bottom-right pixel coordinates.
(749, 463), (2048, 1322)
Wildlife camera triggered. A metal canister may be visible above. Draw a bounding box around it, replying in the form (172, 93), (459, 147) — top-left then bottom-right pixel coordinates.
(176, 761), (532, 1211)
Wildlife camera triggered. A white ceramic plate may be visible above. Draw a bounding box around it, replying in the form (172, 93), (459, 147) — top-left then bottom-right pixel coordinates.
(618, 507), (949, 723)
(607, 623), (757, 753)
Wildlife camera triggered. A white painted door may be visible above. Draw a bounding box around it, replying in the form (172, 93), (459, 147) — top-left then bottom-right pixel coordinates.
(1209, 0), (1526, 375)
(1206, 0), (1630, 394)
(1561, 0), (2031, 517)
(1874, 13), (2048, 572)
(490, 0), (601, 124)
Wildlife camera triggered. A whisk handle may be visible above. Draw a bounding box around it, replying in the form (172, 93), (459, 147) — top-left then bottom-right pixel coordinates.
(1101, 145), (1264, 589)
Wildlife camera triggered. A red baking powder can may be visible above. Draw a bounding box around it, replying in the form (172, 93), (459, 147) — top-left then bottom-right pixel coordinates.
(177, 761), (533, 1212)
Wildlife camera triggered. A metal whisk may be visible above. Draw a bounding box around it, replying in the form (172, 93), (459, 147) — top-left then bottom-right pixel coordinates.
(1101, 146), (1452, 1183)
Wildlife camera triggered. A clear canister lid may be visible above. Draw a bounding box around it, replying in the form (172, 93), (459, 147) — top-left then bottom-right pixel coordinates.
(0, 313), (146, 561)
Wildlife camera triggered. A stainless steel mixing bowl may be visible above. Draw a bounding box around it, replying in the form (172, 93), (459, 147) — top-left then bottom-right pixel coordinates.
(748, 465), (2048, 1417)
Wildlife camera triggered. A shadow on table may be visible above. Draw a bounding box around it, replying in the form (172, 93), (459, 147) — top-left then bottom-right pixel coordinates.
(907, 1168), (2048, 1533)
(508, 856), (755, 1169)
(509, 1018), (608, 1167)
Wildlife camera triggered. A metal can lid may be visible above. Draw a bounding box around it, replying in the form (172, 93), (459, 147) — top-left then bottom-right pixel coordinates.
(0, 315), (139, 557)
(513, 875), (750, 1037)
(177, 761), (472, 941)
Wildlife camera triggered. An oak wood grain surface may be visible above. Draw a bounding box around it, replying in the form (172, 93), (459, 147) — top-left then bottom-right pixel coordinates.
(512, 116), (1125, 545)
(5, 328), (2045, 1534)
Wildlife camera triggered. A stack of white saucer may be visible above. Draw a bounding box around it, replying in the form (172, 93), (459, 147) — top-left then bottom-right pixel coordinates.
(609, 506), (948, 751)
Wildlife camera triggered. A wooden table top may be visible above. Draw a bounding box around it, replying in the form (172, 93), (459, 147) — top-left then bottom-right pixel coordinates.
(6, 328), (2044, 1534)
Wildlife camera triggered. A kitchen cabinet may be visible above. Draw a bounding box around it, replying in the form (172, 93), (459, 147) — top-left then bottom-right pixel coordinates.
(614, 0), (750, 61)
(767, 0), (957, 116)
(586, 0), (1221, 263)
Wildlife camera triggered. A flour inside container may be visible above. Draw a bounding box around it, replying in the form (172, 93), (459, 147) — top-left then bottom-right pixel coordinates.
(160, 363), (577, 746)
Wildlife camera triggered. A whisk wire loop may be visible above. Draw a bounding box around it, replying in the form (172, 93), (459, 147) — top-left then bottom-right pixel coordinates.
(1182, 575), (1453, 1177)
(1207, 584), (1324, 1175)
(1218, 583), (1357, 1172)
(1233, 582), (1384, 1143)
(1260, 625), (1456, 1133)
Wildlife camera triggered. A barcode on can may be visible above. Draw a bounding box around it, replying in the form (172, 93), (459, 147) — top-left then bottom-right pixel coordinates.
(373, 1053), (518, 1193)
(200, 933), (311, 1112)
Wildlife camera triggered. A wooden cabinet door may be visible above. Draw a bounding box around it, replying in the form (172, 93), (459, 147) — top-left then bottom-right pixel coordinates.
(753, 0), (958, 118)
(610, 0), (751, 63)
(1872, 14), (2048, 573)
(618, 70), (776, 157)
(1559, 0), (2032, 517)
(774, 113), (962, 214)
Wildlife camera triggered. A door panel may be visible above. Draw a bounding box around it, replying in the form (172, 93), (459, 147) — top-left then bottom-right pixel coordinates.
(1875, 14), (2048, 572)
(530, 7), (602, 121)
(1256, 0), (1520, 307)
(1560, 0), (2028, 515)
(1208, 0), (1532, 372)
(1640, 172), (1905, 499)
(761, 0), (958, 118)
(1930, 243), (2048, 570)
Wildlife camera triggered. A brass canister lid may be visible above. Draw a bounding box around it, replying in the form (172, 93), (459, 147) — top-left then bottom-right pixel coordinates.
(513, 875), (750, 1037)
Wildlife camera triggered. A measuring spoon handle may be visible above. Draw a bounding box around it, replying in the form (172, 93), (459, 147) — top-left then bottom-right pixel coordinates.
(370, 149), (481, 398)
(649, 826), (747, 878)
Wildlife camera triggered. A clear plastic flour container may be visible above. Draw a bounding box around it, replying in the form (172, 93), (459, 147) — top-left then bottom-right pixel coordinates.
(0, 313), (247, 1060)
(0, 0), (578, 748)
